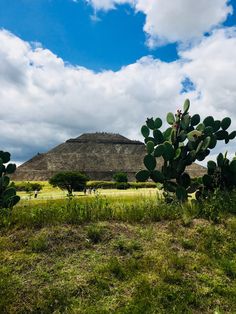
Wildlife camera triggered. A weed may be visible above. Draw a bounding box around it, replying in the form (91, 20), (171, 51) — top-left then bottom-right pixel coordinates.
(87, 224), (105, 244)
(28, 233), (48, 252)
(114, 237), (142, 255)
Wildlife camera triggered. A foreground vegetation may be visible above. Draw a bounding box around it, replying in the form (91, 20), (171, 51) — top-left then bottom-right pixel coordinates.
(0, 190), (236, 313)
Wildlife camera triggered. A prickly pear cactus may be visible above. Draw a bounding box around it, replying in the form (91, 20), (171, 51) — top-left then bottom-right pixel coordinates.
(136, 99), (236, 202)
(198, 153), (236, 198)
(0, 150), (20, 209)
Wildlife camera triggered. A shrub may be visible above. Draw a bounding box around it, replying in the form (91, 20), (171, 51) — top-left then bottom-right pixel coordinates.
(87, 181), (117, 189)
(113, 172), (128, 183)
(129, 182), (157, 189)
(87, 181), (157, 189)
(14, 182), (43, 192)
(87, 225), (105, 244)
(116, 182), (130, 190)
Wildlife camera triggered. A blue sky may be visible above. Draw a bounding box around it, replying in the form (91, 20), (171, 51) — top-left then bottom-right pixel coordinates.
(0, 0), (236, 163)
(0, 0), (179, 70)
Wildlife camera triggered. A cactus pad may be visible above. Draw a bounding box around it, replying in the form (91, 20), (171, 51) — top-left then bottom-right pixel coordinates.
(166, 112), (175, 125)
(135, 170), (150, 182)
(141, 125), (150, 138)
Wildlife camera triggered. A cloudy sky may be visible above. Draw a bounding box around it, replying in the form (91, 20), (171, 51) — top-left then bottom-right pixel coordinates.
(0, 0), (236, 164)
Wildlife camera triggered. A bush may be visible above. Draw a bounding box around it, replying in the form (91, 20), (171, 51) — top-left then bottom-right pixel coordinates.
(129, 182), (157, 189)
(116, 182), (130, 190)
(87, 181), (117, 189)
(14, 182), (43, 192)
(113, 172), (128, 183)
(87, 181), (157, 189)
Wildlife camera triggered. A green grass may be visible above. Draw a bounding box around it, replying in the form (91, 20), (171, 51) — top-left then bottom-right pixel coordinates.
(15, 181), (158, 201)
(0, 189), (236, 313)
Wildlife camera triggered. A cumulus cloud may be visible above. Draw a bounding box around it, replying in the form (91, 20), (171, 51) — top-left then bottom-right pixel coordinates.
(85, 0), (233, 46)
(0, 28), (236, 164)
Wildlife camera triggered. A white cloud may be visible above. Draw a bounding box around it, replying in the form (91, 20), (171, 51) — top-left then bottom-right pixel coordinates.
(0, 28), (236, 164)
(85, 0), (133, 11)
(85, 0), (233, 46)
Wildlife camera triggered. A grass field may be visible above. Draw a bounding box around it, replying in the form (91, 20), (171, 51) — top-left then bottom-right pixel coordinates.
(16, 181), (158, 201)
(1, 187), (236, 313)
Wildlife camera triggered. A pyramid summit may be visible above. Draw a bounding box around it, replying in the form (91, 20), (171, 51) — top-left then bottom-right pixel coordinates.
(12, 132), (206, 181)
(67, 132), (141, 144)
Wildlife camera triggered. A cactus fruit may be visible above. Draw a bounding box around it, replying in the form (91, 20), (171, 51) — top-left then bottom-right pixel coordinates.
(136, 99), (236, 202)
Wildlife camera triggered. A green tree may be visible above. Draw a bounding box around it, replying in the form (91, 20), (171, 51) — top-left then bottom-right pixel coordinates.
(113, 172), (128, 183)
(49, 171), (88, 196)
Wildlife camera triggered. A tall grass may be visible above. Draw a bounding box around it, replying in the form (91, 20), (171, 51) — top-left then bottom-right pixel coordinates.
(2, 189), (236, 229)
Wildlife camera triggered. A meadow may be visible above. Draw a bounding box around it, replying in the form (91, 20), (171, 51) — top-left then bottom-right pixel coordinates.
(0, 185), (236, 313)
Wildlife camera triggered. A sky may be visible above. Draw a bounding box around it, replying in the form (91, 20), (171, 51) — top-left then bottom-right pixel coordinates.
(0, 0), (236, 164)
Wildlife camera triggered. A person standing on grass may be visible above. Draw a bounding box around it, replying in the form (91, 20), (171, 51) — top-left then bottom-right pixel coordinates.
(34, 189), (38, 198)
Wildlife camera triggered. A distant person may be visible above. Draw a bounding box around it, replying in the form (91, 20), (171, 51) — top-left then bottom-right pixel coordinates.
(34, 190), (38, 198)
(83, 187), (87, 195)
